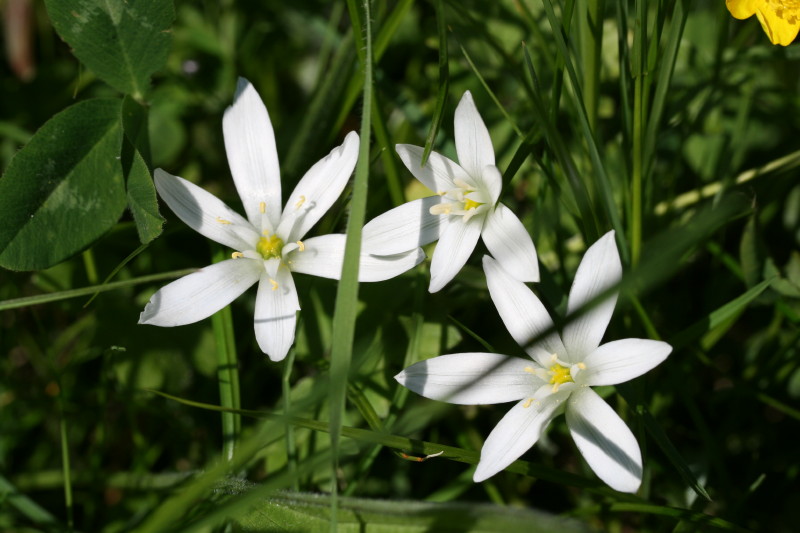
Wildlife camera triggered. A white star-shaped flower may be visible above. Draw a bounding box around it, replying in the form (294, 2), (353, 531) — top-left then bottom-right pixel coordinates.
(395, 231), (672, 492)
(362, 90), (539, 292)
(139, 78), (423, 361)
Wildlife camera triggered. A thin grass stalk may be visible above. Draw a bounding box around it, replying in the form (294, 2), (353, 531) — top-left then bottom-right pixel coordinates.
(421, 0), (449, 166)
(210, 247), (240, 462)
(579, 0), (605, 135)
(58, 401), (74, 531)
(328, 0), (373, 529)
(631, 0), (646, 266)
(282, 348), (299, 491)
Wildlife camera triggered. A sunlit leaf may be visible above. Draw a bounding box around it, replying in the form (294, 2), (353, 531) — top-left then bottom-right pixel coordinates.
(44, 0), (174, 99)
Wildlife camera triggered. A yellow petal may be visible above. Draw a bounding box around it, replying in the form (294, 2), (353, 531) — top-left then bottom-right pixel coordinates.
(726, 0), (763, 19)
(755, 6), (800, 45)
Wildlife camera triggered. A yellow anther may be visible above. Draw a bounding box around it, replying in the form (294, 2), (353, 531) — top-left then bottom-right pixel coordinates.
(215, 217), (232, 225)
(295, 195), (306, 209)
(577, 362), (586, 370)
(522, 398), (533, 408)
(259, 201), (266, 213)
(231, 252), (244, 259)
(269, 278), (279, 291)
(523, 366), (536, 374)
(296, 240), (305, 252)
(437, 190), (447, 196)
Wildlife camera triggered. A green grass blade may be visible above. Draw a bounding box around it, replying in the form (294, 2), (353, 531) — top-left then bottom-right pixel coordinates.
(540, 0), (628, 260)
(671, 278), (774, 349)
(0, 269), (196, 311)
(329, 1), (373, 529)
(0, 474), (59, 527)
(421, 0), (450, 166)
(210, 247), (240, 463)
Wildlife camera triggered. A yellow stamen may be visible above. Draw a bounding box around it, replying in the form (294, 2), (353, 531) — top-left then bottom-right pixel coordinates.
(522, 398), (533, 408)
(256, 233), (284, 260)
(577, 362), (586, 370)
(295, 195), (306, 209)
(549, 363), (573, 386)
(215, 217), (231, 225)
(259, 202), (266, 213)
(523, 366), (536, 374)
(464, 198), (483, 211)
(269, 278), (278, 291)
(231, 252), (244, 259)
(430, 203), (453, 215)
(296, 240), (305, 252)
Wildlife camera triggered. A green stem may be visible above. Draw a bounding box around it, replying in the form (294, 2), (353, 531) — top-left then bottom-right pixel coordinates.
(0, 268), (197, 311)
(282, 348), (299, 491)
(81, 249), (98, 284)
(58, 402), (74, 531)
(631, 0), (646, 266)
(211, 248), (240, 462)
(329, 0), (373, 529)
(580, 0), (605, 135)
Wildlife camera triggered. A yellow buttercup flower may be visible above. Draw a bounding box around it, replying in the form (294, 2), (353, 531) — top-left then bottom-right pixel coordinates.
(727, 0), (800, 45)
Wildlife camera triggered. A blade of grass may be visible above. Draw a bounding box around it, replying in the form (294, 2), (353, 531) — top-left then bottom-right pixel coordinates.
(58, 402), (74, 531)
(210, 248), (240, 463)
(631, 0), (646, 265)
(282, 348), (299, 492)
(0, 268), (196, 311)
(521, 43), (599, 240)
(421, 0), (450, 166)
(0, 474), (59, 527)
(540, 0), (628, 261)
(83, 241), (150, 307)
(579, 0), (605, 135)
(329, 1), (373, 529)
(670, 277), (774, 349)
(643, 0), (691, 179)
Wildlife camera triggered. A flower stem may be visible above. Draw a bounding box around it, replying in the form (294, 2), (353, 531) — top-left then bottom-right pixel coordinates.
(631, 0), (647, 266)
(58, 399), (74, 531)
(211, 247), (241, 462)
(282, 347), (299, 491)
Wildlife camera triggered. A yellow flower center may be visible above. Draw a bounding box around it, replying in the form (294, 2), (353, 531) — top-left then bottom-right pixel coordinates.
(256, 233), (284, 260)
(463, 198), (483, 211)
(548, 363), (573, 386)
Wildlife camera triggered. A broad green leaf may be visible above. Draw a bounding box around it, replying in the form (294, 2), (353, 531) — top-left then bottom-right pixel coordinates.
(125, 149), (163, 244)
(0, 98), (126, 271)
(234, 491), (592, 533)
(44, 0), (174, 99)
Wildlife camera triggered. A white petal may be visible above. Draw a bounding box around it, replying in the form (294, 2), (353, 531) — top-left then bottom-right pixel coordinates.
(477, 165), (502, 205)
(361, 197), (447, 255)
(483, 255), (566, 367)
(565, 388), (643, 493)
(580, 339), (672, 386)
(395, 144), (472, 193)
(276, 131), (359, 242)
(223, 78), (282, 229)
(154, 169), (260, 251)
(428, 217), (483, 293)
(139, 259), (261, 326)
(563, 230), (622, 362)
(287, 234), (424, 281)
(454, 91), (495, 181)
(254, 263), (300, 361)
(473, 391), (569, 482)
(395, 353), (540, 405)
(482, 203), (539, 283)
